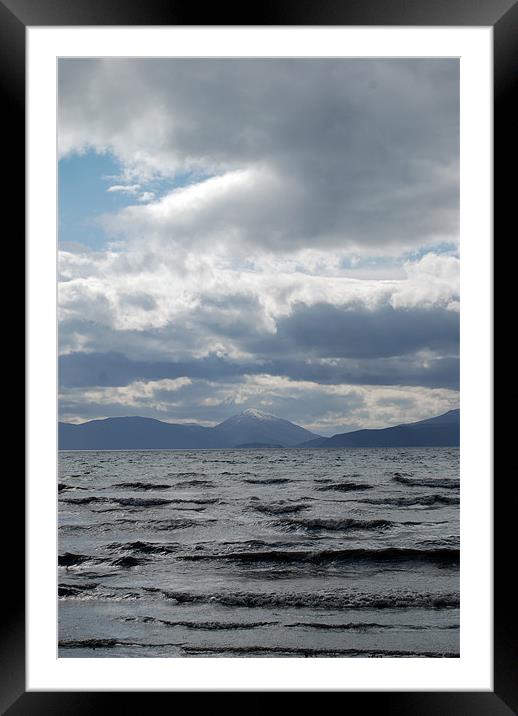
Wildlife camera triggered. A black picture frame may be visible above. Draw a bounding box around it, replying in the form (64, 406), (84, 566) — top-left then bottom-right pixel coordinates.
(8, 0), (504, 710)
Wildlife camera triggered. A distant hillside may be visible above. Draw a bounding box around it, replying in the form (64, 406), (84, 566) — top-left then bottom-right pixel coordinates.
(58, 408), (320, 450)
(59, 408), (459, 450)
(297, 409), (459, 448)
(58, 416), (220, 451)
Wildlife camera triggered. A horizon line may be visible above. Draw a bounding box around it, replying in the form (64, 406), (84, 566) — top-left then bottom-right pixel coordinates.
(58, 406), (460, 436)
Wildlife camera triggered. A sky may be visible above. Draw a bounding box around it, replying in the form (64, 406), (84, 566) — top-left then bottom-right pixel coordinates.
(58, 58), (459, 436)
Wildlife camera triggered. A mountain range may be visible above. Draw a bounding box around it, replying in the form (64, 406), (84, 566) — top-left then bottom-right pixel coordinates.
(58, 408), (319, 450)
(299, 409), (460, 448)
(58, 407), (459, 450)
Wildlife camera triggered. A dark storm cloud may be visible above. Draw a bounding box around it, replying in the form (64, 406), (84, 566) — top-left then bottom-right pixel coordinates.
(246, 303), (460, 359)
(58, 58), (460, 427)
(59, 349), (459, 391)
(58, 351), (243, 388)
(59, 298), (459, 393)
(190, 293), (268, 340)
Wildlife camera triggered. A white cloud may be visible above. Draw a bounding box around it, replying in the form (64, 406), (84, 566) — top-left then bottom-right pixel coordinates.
(58, 246), (459, 343)
(57, 58), (460, 426)
(137, 191), (155, 202)
(59, 58), (459, 255)
(59, 373), (458, 435)
(69, 377), (192, 411)
(106, 184), (140, 194)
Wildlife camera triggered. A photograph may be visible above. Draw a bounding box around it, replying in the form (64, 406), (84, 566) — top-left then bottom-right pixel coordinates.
(1, 0), (503, 702)
(56, 57), (461, 659)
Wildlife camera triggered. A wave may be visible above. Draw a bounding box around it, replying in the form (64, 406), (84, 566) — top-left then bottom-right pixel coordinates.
(358, 494), (459, 507)
(101, 497), (219, 508)
(58, 582), (98, 597)
(112, 497), (176, 507)
(105, 540), (178, 555)
(59, 639), (120, 649)
(58, 583), (142, 601)
(112, 482), (172, 490)
(85, 499), (220, 513)
(169, 471), (203, 478)
(180, 644), (459, 658)
(285, 621), (459, 631)
(58, 551), (148, 569)
(391, 474), (459, 489)
(418, 536), (460, 549)
(243, 478), (292, 485)
(251, 502), (309, 516)
(120, 616), (278, 630)
(60, 496), (108, 505)
(150, 518), (214, 530)
(167, 498), (219, 505)
(178, 546), (459, 565)
(110, 555), (147, 567)
(58, 552), (93, 566)
(175, 480), (216, 488)
(317, 483), (373, 492)
(153, 588), (460, 610)
(57, 638), (458, 658)
(280, 517), (394, 533)
(58, 483), (87, 492)
(58, 637), (180, 649)
(220, 471), (256, 476)
(107, 538), (302, 557)
(61, 495), (196, 508)
(59, 516), (210, 532)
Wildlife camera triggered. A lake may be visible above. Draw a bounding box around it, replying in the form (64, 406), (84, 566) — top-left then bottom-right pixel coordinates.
(58, 447), (459, 658)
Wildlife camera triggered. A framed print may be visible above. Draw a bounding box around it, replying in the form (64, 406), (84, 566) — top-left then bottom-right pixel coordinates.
(8, 0), (506, 709)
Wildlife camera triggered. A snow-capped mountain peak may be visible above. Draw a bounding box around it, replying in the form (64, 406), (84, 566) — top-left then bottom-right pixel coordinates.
(213, 408), (320, 446)
(238, 408), (277, 421)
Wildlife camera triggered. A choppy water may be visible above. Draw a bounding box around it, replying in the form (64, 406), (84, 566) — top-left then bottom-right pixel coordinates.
(58, 448), (459, 658)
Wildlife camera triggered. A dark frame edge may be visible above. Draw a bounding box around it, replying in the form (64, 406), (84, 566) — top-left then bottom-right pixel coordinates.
(493, 2), (517, 713)
(3, 692), (518, 715)
(1, 0), (26, 714)
(9, 0), (509, 710)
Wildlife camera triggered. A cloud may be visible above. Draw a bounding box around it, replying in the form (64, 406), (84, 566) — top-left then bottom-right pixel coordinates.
(70, 377), (191, 409)
(137, 191), (155, 203)
(59, 58), (459, 255)
(57, 58), (460, 428)
(58, 248), (459, 336)
(106, 184), (140, 194)
(59, 350), (459, 392)
(248, 303), (459, 360)
(59, 373), (459, 435)
(57, 248), (459, 398)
